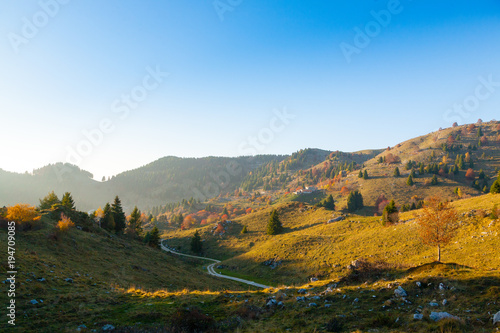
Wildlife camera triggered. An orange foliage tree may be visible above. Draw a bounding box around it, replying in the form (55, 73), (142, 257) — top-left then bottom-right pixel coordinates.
(340, 186), (350, 196)
(465, 168), (475, 180)
(57, 213), (75, 232)
(6, 204), (41, 223)
(417, 196), (459, 262)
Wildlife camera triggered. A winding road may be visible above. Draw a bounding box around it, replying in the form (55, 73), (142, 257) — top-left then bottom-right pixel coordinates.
(161, 240), (271, 289)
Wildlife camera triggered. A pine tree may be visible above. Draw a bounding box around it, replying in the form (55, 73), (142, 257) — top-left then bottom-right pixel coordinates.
(363, 170), (369, 180)
(317, 194), (335, 210)
(111, 196), (126, 233)
(431, 174), (438, 185)
(129, 206), (142, 236)
(241, 225), (248, 234)
(347, 191), (363, 212)
(61, 192), (75, 210)
(148, 226), (160, 248)
(394, 167), (401, 177)
(358, 170), (363, 178)
(406, 175), (414, 186)
(190, 230), (203, 254)
(382, 199), (399, 226)
(101, 203), (115, 231)
(267, 209), (283, 235)
(491, 172), (500, 194)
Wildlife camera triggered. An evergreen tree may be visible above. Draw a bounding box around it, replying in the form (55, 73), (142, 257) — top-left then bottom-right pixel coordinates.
(317, 194), (335, 210)
(111, 196), (126, 233)
(419, 164), (425, 175)
(382, 199), (399, 225)
(267, 209), (283, 235)
(347, 191), (363, 212)
(190, 230), (203, 254)
(406, 175), (414, 186)
(431, 174), (438, 185)
(477, 127), (483, 137)
(39, 191), (60, 210)
(148, 226), (160, 248)
(394, 167), (401, 177)
(101, 203), (115, 231)
(363, 170), (369, 180)
(61, 192), (75, 210)
(358, 170), (363, 178)
(241, 225), (248, 234)
(129, 206), (142, 235)
(491, 172), (500, 194)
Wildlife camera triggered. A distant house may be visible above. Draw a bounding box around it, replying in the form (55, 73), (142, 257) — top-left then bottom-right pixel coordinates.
(294, 186), (318, 195)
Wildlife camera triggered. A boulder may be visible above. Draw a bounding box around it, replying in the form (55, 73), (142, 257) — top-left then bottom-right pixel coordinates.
(416, 281), (422, 288)
(102, 324), (115, 331)
(296, 296), (306, 302)
(394, 286), (407, 297)
(439, 283), (446, 291)
(493, 311), (500, 325)
(429, 302), (439, 307)
(30, 299), (38, 305)
(308, 303), (318, 307)
(64, 278), (73, 283)
(442, 299), (448, 306)
(297, 289), (307, 294)
(413, 314), (423, 320)
(429, 312), (460, 322)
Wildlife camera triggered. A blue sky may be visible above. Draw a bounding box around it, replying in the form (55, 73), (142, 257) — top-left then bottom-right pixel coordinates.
(1, 0), (499, 180)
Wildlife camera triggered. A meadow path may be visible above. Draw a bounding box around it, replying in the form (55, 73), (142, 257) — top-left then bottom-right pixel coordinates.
(160, 240), (271, 289)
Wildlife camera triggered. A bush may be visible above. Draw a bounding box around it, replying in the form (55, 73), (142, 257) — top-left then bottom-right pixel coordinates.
(57, 214), (74, 232)
(5, 204), (41, 231)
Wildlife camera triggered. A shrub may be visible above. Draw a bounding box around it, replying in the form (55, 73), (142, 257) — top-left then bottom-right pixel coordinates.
(57, 214), (74, 232)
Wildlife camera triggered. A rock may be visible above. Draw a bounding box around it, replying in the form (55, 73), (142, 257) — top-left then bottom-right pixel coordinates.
(312, 296), (321, 300)
(325, 304), (332, 308)
(296, 296), (306, 302)
(277, 301), (284, 308)
(439, 283), (446, 291)
(30, 299), (38, 305)
(65, 278), (73, 283)
(429, 302), (439, 307)
(266, 299), (277, 307)
(394, 286), (407, 297)
(297, 289), (307, 294)
(353, 298), (359, 303)
(442, 299), (448, 306)
(77, 324), (87, 332)
(308, 303), (318, 307)
(416, 281), (422, 288)
(413, 313), (423, 320)
(102, 324), (115, 331)
(310, 277), (318, 282)
(37, 278), (46, 282)
(430, 312), (460, 322)
(493, 311), (500, 325)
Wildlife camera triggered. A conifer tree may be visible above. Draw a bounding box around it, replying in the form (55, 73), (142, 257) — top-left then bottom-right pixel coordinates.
(148, 226), (160, 248)
(394, 167), (401, 177)
(407, 175), (414, 186)
(61, 192), (75, 210)
(267, 209), (283, 235)
(190, 230), (203, 254)
(111, 196), (126, 233)
(358, 170), (363, 178)
(491, 172), (500, 194)
(382, 199), (399, 225)
(431, 174), (438, 185)
(363, 170), (369, 180)
(101, 203), (115, 232)
(347, 191), (363, 212)
(39, 191), (60, 210)
(128, 206), (142, 235)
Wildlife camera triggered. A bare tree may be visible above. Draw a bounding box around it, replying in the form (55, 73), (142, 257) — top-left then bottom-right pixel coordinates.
(417, 196), (459, 262)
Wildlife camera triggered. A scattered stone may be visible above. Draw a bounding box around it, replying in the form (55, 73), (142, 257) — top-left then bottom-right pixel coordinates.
(310, 277), (318, 282)
(394, 286), (407, 298)
(277, 301), (284, 308)
(416, 281), (422, 288)
(325, 304), (332, 308)
(353, 298), (359, 303)
(493, 311), (500, 325)
(297, 289), (307, 294)
(308, 303), (318, 307)
(296, 296), (306, 302)
(442, 299), (448, 306)
(65, 278), (73, 283)
(430, 312), (460, 322)
(102, 324), (115, 331)
(312, 296), (321, 300)
(429, 302), (439, 307)
(439, 283), (446, 291)
(37, 278), (46, 282)
(266, 299), (277, 307)
(30, 300), (38, 305)
(77, 324), (87, 332)
(413, 314), (423, 320)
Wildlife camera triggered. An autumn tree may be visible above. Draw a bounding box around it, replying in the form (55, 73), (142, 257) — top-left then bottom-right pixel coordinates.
(465, 168), (475, 181)
(417, 196), (459, 262)
(57, 213), (75, 232)
(267, 209), (283, 235)
(375, 193), (389, 214)
(61, 192), (75, 210)
(111, 196), (126, 233)
(6, 204), (41, 223)
(340, 186), (350, 196)
(190, 230), (203, 254)
(39, 191), (60, 210)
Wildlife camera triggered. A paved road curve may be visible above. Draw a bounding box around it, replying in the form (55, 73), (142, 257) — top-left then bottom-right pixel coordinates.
(161, 240), (271, 289)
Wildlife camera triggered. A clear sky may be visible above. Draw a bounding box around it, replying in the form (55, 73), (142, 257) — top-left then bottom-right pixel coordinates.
(1, 0), (499, 180)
